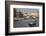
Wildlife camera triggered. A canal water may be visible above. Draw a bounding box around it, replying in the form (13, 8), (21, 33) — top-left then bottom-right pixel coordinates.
(14, 18), (39, 28)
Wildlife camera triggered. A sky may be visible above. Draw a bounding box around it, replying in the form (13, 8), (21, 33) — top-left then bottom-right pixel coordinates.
(14, 8), (39, 14)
